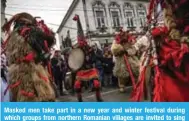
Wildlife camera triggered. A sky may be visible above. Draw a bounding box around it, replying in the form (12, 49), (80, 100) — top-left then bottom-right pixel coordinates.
(5, 0), (73, 50)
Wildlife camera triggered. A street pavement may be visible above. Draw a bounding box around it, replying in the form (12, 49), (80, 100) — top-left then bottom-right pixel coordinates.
(57, 86), (137, 102)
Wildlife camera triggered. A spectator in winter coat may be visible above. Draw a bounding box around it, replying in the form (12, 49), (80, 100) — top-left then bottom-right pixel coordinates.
(103, 47), (114, 87)
(91, 44), (104, 87)
(51, 51), (65, 96)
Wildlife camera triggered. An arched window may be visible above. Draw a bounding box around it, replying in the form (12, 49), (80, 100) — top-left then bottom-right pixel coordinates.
(109, 2), (121, 28)
(92, 1), (106, 28)
(136, 4), (146, 27)
(124, 2), (135, 28)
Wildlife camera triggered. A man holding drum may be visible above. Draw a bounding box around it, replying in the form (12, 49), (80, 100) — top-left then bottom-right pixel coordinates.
(67, 14), (103, 102)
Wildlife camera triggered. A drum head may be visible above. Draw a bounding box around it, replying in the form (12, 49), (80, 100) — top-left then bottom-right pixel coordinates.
(68, 48), (85, 71)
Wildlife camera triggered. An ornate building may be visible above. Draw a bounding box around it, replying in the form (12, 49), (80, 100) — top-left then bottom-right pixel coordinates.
(57, 0), (149, 48)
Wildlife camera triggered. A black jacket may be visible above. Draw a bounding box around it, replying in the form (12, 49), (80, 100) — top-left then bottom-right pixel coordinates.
(103, 57), (114, 74)
(91, 49), (104, 69)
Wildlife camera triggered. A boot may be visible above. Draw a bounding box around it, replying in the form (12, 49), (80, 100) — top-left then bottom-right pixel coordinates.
(77, 95), (83, 102)
(95, 89), (103, 102)
(97, 96), (103, 102)
(76, 92), (83, 102)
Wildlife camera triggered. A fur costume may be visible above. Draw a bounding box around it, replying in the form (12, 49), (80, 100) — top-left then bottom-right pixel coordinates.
(2, 13), (56, 102)
(131, 0), (189, 102)
(111, 31), (139, 92)
(128, 33), (156, 101)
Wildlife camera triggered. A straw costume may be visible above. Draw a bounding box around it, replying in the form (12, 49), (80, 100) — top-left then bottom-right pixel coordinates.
(2, 13), (56, 102)
(111, 29), (140, 93)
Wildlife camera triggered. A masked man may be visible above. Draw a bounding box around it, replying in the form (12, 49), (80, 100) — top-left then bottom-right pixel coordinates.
(111, 30), (140, 93)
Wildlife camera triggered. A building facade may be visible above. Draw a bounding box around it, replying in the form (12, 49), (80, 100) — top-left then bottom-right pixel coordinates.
(57, 0), (149, 48)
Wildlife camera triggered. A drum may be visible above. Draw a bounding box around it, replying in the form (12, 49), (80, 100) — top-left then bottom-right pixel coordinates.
(68, 48), (85, 71)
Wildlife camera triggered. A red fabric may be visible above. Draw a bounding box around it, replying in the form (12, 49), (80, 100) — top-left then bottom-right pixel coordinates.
(155, 40), (189, 101)
(128, 35), (136, 43)
(44, 40), (49, 52)
(115, 31), (134, 44)
(159, 40), (189, 67)
(147, 0), (156, 23)
(37, 20), (53, 36)
(130, 67), (146, 102)
(131, 37), (189, 102)
(17, 52), (35, 62)
(153, 66), (164, 102)
(93, 80), (100, 88)
(47, 62), (53, 80)
(74, 80), (81, 89)
(184, 25), (189, 34)
(154, 67), (189, 102)
(76, 68), (99, 81)
(151, 26), (168, 37)
(20, 27), (31, 36)
(78, 37), (88, 47)
(124, 55), (136, 89)
(20, 90), (35, 97)
(38, 73), (48, 82)
(115, 34), (121, 44)
(73, 15), (79, 21)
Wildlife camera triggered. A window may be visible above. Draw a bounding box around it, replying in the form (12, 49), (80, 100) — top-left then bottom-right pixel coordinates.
(125, 11), (134, 27)
(136, 4), (146, 27)
(92, 1), (107, 28)
(95, 10), (105, 27)
(109, 2), (121, 28)
(112, 11), (120, 27)
(124, 3), (135, 28)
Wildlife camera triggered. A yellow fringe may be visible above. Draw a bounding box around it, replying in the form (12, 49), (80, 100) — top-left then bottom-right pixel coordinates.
(163, 4), (181, 42)
(111, 43), (124, 56)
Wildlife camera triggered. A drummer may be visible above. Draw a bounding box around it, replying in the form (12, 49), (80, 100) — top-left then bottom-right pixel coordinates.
(72, 14), (103, 102)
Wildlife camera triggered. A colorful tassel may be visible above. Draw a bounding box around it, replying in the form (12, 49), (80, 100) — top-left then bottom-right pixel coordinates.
(153, 66), (164, 102)
(20, 90), (35, 97)
(130, 67), (146, 102)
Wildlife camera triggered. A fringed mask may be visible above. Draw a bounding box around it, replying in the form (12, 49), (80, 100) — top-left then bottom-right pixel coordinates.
(2, 12), (56, 63)
(115, 28), (131, 44)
